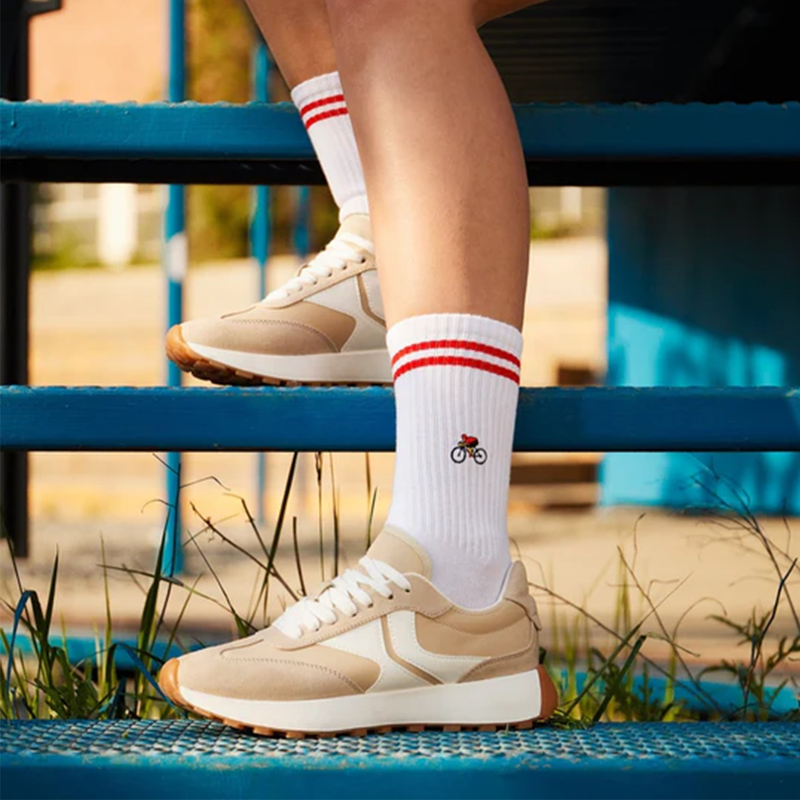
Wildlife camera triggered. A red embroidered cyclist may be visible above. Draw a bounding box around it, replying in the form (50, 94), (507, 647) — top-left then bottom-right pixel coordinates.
(451, 434), (488, 465)
(461, 433), (479, 452)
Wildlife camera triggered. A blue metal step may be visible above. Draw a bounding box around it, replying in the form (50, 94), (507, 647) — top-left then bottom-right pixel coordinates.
(2, 101), (798, 186)
(1, 720), (798, 799)
(1, 386), (798, 452)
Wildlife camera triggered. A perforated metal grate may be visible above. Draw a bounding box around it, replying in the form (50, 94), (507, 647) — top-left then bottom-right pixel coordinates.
(2, 720), (799, 763)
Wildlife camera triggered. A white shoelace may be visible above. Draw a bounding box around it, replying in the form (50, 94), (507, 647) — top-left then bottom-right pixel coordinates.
(264, 233), (373, 301)
(272, 557), (411, 639)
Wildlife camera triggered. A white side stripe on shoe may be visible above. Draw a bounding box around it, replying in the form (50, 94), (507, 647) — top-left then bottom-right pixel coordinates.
(319, 612), (489, 691)
(319, 619), (430, 693)
(385, 611), (487, 684)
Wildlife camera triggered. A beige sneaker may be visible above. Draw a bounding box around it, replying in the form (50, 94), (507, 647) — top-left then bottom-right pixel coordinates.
(166, 214), (391, 386)
(159, 527), (557, 737)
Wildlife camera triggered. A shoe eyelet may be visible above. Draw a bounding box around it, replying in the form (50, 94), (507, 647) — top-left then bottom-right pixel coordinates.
(387, 594), (394, 600)
(359, 257), (367, 264)
(404, 587), (411, 594)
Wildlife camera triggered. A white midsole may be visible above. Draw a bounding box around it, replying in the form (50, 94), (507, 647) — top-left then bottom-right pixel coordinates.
(187, 341), (392, 384)
(180, 669), (542, 732)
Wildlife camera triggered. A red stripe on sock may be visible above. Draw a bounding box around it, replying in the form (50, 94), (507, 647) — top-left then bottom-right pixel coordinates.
(393, 356), (520, 384)
(391, 340), (521, 369)
(299, 94), (346, 118)
(304, 107), (349, 130)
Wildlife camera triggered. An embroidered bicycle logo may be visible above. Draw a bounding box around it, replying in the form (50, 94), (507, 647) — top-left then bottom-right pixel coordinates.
(450, 434), (487, 465)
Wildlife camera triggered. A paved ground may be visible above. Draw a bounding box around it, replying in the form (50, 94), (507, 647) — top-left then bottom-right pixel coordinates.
(3, 241), (798, 677)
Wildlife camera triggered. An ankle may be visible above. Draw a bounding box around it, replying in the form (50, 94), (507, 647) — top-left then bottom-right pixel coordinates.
(339, 200), (370, 223)
(428, 547), (511, 609)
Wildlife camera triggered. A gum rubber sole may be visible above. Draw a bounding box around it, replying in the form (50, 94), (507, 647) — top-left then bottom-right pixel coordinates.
(166, 325), (387, 388)
(159, 660), (559, 739)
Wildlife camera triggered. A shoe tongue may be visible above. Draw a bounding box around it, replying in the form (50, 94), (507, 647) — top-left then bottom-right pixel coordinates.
(337, 213), (372, 243)
(366, 526), (432, 579)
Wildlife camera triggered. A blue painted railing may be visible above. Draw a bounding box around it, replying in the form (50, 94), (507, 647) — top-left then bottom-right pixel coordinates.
(2, 101), (799, 161)
(2, 101), (799, 186)
(162, 0), (187, 576)
(1, 386), (798, 452)
(250, 39), (272, 526)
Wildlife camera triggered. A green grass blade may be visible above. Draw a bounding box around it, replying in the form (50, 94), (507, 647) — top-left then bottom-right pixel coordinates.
(292, 516), (306, 597)
(591, 634), (648, 724)
(315, 452), (325, 582)
(262, 452), (299, 616)
(109, 642), (183, 713)
(562, 623), (643, 717)
(330, 454), (340, 577)
(4, 590), (36, 705)
(42, 551), (59, 644)
(366, 487), (378, 550)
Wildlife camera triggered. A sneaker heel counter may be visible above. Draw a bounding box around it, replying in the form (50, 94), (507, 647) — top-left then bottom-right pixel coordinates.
(505, 561), (543, 631)
(529, 618), (541, 667)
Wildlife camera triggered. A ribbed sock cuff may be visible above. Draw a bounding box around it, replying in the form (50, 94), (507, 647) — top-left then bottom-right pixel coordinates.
(291, 71), (369, 219)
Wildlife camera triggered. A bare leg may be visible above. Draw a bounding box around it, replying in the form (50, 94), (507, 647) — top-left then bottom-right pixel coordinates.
(243, 0), (335, 88)
(325, 0), (530, 329)
(315, 0), (539, 610)
(244, 0), (547, 99)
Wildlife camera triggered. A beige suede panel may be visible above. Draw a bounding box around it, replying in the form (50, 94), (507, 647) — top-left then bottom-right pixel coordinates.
(415, 614), (533, 657)
(263, 575), (452, 651)
(457, 637), (540, 683)
(413, 561), (541, 656)
(260, 302), (358, 349)
(503, 562), (543, 630)
(424, 600), (525, 636)
(181, 303), (357, 354)
(177, 634), (380, 700)
(367, 526), (433, 578)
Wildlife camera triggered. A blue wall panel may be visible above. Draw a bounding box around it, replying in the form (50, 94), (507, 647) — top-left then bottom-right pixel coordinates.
(603, 186), (800, 514)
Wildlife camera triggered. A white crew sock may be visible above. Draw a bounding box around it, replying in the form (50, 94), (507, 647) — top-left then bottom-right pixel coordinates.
(291, 71), (369, 222)
(385, 313), (523, 608)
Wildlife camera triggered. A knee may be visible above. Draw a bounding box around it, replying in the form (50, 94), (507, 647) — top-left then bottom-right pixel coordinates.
(324, 0), (382, 56)
(324, 0), (415, 62)
(325, 0), (385, 31)
(326, 0), (472, 44)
